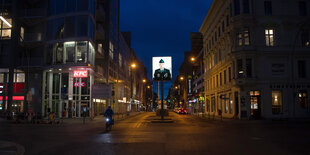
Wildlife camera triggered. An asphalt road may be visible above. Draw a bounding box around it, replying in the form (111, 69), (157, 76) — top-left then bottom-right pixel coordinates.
(0, 112), (310, 155)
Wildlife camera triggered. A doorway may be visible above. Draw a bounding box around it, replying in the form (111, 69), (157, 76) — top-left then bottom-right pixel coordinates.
(250, 91), (261, 119)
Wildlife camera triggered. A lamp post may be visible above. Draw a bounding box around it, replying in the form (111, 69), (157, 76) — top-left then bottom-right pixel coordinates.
(142, 79), (146, 111)
(130, 63), (136, 112)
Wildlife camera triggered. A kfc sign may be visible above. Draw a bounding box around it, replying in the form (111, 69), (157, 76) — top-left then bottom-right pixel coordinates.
(73, 70), (88, 78)
(74, 82), (86, 87)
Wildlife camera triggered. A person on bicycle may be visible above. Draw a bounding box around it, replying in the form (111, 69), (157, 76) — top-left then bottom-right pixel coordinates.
(104, 106), (114, 119)
(104, 106), (114, 129)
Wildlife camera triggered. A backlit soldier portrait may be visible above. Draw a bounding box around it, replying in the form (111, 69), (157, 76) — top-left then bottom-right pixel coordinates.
(153, 59), (171, 81)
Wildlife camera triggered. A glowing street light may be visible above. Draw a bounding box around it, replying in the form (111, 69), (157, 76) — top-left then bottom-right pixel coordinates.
(143, 79), (146, 83)
(190, 57), (195, 62)
(180, 76), (184, 81)
(131, 63), (136, 68)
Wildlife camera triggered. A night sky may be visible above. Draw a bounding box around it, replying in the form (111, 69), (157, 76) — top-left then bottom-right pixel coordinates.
(120, 0), (212, 98)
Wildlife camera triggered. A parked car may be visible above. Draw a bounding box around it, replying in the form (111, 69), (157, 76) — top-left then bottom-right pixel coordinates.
(178, 108), (187, 114)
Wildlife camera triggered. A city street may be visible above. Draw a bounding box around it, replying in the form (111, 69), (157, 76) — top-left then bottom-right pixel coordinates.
(1, 112), (310, 155)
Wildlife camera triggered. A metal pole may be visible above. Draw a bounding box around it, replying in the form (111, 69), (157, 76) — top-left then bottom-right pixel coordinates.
(151, 84), (153, 111)
(161, 80), (164, 120)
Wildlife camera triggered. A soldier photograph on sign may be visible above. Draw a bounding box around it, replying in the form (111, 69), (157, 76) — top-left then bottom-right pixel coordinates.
(152, 57), (172, 81)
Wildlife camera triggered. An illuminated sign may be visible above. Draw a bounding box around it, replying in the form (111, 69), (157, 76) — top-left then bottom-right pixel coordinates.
(73, 70), (88, 78)
(0, 96), (25, 101)
(74, 82), (86, 87)
(152, 57), (172, 81)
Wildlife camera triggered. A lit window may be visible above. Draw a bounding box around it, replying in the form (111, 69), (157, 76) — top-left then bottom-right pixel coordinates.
(272, 91), (282, 114)
(298, 91), (308, 109)
(98, 43), (103, 54)
(0, 16), (12, 40)
(237, 32), (242, 46)
(109, 41), (114, 59)
(244, 30), (250, 45)
(265, 29), (275, 46)
(119, 53), (122, 67)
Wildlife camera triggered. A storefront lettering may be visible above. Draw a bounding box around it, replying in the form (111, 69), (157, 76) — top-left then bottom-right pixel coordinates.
(73, 70), (88, 78)
(74, 82), (86, 87)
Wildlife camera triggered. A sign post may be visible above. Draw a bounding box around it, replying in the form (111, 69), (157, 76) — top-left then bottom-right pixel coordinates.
(152, 57), (172, 120)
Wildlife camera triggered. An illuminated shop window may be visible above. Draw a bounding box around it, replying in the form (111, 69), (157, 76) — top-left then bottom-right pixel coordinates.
(272, 90), (282, 114)
(0, 16), (12, 40)
(299, 91), (308, 109)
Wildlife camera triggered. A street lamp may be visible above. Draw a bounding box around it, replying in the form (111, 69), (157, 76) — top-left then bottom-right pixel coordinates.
(190, 57), (195, 62)
(131, 63), (136, 69)
(130, 63), (137, 112)
(180, 76), (184, 81)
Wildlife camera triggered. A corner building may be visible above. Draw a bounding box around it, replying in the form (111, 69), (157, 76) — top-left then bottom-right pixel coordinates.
(0, 0), (125, 118)
(201, 0), (310, 119)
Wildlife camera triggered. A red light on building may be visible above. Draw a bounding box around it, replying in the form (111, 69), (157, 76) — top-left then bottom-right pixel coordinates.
(0, 96), (25, 101)
(74, 82), (86, 87)
(73, 70), (88, 78)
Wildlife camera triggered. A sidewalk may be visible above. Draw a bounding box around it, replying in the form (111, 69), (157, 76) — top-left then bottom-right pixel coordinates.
(62, 111), (142, 125)
(0, 112), (143, 125)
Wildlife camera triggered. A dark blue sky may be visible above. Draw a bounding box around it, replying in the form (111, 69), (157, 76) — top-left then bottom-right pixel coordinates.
(120, 0), (212, 98)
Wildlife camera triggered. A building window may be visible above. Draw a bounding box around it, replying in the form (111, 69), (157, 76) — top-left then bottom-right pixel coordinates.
(246, 58), (252, 77)
(243, 0), (250, 14)
(119, 53), (122, 67)
(237, 29), (250, 46)
(98, 43), (103, 55)
(224, 70), (227, 84)
(109, 41), (114, 59)
(20, 27), (24, 42)
(226, 15), (230, 26)
(211, 97), (215, 112)
(299, 1), (307, 16)
(237, 32), (242, 46)
(234, 0), (240, 15)
(298, 90), (308, 109)
(0, 16), (12, 40)
(229, 93), (233, 114)
(237, 59), (244, 78)
(301, 30), (309, 47)
(264, 1), (272, 15)
(244, 29), (250, 45)
(215, 32), (217, 41)
(228, 67), (232, 82)
(298, 60), (306, 78)
(222, 21), (225, 32)
(218, 27), (221, 37)
(265, 29), (275, 46)
(220, 72), (222, 86)
(76, 41), (88, 63)
(272, 90), (282, 114)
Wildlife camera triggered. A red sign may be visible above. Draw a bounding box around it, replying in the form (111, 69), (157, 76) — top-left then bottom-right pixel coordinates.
(0, 83), (25, 93)
(74, 82), (86, 87)
(0, 96), (25, 101)
(73, 70), (88, 78)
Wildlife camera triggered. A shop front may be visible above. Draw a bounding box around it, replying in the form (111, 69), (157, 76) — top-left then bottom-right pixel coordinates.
(42, 68), (94, 118)
(0, 70), (26, 115)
